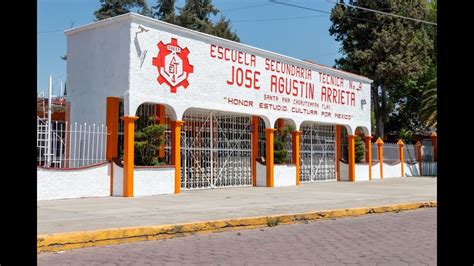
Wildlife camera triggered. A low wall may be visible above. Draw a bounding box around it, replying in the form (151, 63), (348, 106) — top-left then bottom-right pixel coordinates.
(339, 161), (404, 181)
(383, 162), (402, 178)
(37, 162), (110, 201)
(405, 162), (420, 177)
(256, 161), (267, 187)
(112, 161), (175, 196)
(134, 167), (175, 196)
(255, 162), (296, 187)
(274, 164), (296, 187)
(112, 161), (124, 196)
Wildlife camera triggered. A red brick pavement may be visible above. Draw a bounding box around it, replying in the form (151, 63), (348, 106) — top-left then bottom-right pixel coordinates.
(37, 208), (436, 265)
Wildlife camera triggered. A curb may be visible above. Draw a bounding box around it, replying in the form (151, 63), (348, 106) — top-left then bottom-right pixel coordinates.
(37, 201), (436, 253)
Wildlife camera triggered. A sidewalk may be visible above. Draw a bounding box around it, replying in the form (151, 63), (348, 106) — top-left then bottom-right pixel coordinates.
(38, 176), (436, 235)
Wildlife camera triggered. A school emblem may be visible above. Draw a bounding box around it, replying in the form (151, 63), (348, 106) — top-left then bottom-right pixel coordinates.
(152, 38), (194, 93)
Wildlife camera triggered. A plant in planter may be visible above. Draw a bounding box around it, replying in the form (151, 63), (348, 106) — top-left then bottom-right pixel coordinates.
(274, 124), (295, 164)
(134, 116), (167, 166)
(355, 135), (366, 163)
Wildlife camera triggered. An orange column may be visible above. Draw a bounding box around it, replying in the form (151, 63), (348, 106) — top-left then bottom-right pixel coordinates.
(292, 130), (302, 185)
(277, 119), (284, 133)
(123, 116), (138, 197)
(156, 105), (166, 159)
(431, 132), (437, 161)
(365, 136), (372, 180)
(266, 128), (275, 187)
(416, 141), (423, 176)
(348, 135), (356, 182)
(376, 138), (384, 179)
(336, 126), (341, 181)
(251, 116), (259, 187)
(171, 120), (185, 194)
(106, 97), (119, 195)
(106, 97), (120, 161)
(397, 139), (405, 177)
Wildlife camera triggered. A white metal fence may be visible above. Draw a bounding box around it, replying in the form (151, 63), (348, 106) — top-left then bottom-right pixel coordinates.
(382, 142), (400, 162)
(37, 117), (108, 168)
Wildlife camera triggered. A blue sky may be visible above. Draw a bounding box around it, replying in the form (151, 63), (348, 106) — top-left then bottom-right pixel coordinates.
(37, 0), (342, 96)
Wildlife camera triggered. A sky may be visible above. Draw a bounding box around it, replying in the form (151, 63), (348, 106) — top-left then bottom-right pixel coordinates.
(37, 0), (343, 96)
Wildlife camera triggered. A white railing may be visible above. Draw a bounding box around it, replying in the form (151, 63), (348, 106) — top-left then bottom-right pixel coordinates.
(37, 117), (108, 168)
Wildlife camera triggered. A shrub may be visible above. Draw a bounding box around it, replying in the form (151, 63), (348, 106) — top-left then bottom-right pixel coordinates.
(274, 124), (295, 164)
(355, 136), (365, 163)
(134, 116), (167, 166)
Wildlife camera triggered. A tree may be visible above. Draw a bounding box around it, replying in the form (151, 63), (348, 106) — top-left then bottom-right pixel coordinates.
(172, 0), (240, 42)
(94, 0), (148, 21)
(418, 77), (437, 128)
(329, 0), (433, 138)
(210, 16), (240, 42)
(152, 0), (176, 23)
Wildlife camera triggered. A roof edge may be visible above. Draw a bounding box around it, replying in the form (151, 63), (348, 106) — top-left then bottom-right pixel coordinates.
(65, 12), (373, 83)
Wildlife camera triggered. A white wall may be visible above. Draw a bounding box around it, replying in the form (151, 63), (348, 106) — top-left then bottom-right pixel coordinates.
(37, 163), (110, 201)
(340, 162), (349, 181)
(372, 162), (381, 180)
(66, 16), (131, 126)
(134, 167), (175, 196)
(112, 162), (124, 196)
(355, 164), (370, 182)
(274, 164), (296, 187)
(256, 161), (267, 187)
(405, 162), (420, 177)
(128, 13), (372, 130)
(383, 162), (403, 178)
(66, 13), (371, 132)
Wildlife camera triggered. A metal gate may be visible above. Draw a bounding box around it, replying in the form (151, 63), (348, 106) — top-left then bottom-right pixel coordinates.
(300, 124), (336, 182)
(181, 110), (252, 189)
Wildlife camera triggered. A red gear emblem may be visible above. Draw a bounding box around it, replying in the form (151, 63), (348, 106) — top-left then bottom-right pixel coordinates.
(152, 38), (194, 93)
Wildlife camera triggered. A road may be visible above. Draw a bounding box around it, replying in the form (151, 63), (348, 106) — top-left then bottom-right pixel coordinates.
(38, 208), (436, 265)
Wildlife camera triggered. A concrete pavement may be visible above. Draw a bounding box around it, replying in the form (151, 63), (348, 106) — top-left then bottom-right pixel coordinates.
(38, 177), (436, 235)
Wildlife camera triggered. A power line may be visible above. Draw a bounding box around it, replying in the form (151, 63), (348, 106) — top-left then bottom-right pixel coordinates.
(269, 0), (386, 25)
(221, 3), (271, 13)
(330, 0), (437, 26)
(233, 14), (327, 23)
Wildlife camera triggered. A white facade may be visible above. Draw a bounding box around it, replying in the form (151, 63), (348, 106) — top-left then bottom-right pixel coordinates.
(37, 163), (110, 201)
(112, 162), (175, 196)
(134, 167), (175, 196)
(66, 13), (372, 134)
(273, 164), (297, 187)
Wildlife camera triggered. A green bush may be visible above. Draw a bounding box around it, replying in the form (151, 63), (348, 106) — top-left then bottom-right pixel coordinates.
(134, 116), (167, 166)
(355, 136), (366, 163)
(274, 124), (295, 164)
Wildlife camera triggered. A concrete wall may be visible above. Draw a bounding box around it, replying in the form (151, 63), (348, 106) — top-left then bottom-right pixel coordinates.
(340, 162), (349, 181)
(112, 162), (175, 196)
(355, 163), (370, 182)
(256, 161), (267, 187)
(372, 162), (381, 180)
(339, 161), (405, 181)
(112, 161), (124, 196)
(405, 162), (420, 177)
(383, 162), (402, 178)
(37, 163), (110, 201)
(274, 164), (296, 187)
(66, 16), (131, 126)
(134, 167), (175, 196)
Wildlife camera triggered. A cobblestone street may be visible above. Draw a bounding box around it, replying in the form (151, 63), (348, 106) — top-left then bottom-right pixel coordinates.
(38, 208), (436, 265)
